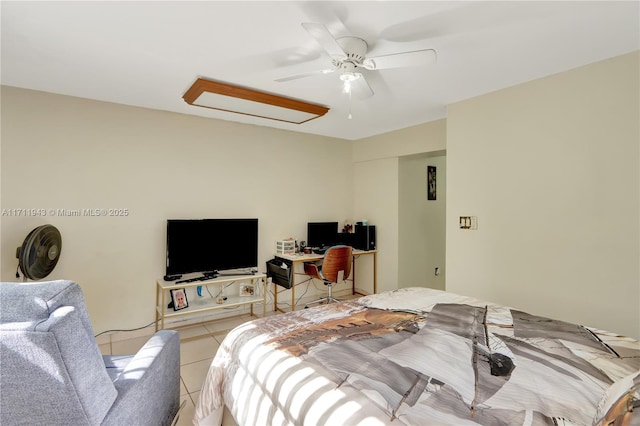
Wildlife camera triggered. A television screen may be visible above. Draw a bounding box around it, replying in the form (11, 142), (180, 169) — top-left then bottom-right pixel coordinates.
(307, 222), (339, 248)
(166, 218), (258, 276)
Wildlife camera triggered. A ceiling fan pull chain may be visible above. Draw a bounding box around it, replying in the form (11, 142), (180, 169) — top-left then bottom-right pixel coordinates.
(347, 89), (353, 120)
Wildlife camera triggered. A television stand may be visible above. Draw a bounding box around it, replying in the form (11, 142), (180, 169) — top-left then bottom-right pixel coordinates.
(155, 273), (266, 331)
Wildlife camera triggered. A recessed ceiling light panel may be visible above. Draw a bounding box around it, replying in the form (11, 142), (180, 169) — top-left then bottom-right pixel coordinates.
(183, 78), (329, 124)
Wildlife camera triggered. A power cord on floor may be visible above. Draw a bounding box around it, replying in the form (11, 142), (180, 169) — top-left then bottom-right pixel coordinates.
(94, 319), (157, 338)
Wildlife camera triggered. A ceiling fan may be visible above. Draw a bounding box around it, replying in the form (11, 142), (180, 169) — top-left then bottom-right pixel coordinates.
(276, 23), (437, 100)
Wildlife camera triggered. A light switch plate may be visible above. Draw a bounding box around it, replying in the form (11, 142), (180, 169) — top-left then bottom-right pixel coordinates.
(459, 216), (478, 230)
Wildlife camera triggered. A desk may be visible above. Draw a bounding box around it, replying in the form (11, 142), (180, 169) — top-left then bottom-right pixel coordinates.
(272, 249), (376, 313)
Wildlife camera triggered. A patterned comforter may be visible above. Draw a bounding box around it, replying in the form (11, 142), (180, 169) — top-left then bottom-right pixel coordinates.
(194, 288), (640, 425)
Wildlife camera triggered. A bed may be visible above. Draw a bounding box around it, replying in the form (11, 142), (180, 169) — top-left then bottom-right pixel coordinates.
(194, 287), (640, 425)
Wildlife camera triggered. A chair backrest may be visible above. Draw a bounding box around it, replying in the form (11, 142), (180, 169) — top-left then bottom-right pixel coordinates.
(0, 281), (117, 425)
(320, 245), (353, 283)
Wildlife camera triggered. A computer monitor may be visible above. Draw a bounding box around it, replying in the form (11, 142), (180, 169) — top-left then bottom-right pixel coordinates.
(307, 222), (339, 248)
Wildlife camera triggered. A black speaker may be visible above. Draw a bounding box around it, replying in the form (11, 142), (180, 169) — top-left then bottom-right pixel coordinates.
(354, 225), (376, 251)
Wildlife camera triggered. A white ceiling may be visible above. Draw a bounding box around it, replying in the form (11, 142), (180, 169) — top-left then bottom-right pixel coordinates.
(2, 1), (638, 140)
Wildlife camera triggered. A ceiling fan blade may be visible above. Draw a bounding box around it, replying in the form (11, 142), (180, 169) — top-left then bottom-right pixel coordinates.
(275, 68), (335, 82)
(301, 22), (347, 60)
(352, 73), (374, 100)
(362, 49), (437, 71)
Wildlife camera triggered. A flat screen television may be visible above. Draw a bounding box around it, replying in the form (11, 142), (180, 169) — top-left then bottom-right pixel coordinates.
(307, 221), (339, 248)
(166, 218), (258, 276)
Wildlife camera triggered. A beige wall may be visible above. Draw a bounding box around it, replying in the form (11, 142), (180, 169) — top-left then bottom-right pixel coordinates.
(352, 119), (447, 292)
(353, 157), (399, 293)
(0, 87), (354, 333)
(353, 119), (446, 163)
(447, 51), (639, 338)
(399, 153), (446, 290)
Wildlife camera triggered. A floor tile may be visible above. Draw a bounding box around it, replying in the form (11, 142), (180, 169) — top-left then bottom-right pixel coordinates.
(189, 390), (200, 407)
(180, 335), (219, 365)
(212, 331), (228, 345)
(186, 391), (204, 426)
(203, 314), (254, 335)
(180, 378), (188, 397)
(177, 324), (211, 340)
(181, 358), (213, 393)
(176, 395), (194, 426)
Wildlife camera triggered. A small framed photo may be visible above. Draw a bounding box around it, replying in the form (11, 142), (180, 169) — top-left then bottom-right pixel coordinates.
(239, 283), (255, 297)
(170, 288), (189, 311)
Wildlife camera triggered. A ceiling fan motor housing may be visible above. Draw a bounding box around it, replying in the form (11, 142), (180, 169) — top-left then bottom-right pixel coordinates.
(333, 37), (368, 66)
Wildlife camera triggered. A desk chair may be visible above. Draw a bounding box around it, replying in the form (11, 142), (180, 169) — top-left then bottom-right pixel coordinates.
(304, 245), (352, 308)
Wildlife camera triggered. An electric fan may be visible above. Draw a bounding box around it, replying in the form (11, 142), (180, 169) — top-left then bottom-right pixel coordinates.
(16, 224), (62, 280)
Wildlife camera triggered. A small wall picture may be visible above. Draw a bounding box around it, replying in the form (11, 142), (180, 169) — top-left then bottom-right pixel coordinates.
(427, 166), (437, 200)
(239, 283), (255, 297)
(170, 288), (189, 311)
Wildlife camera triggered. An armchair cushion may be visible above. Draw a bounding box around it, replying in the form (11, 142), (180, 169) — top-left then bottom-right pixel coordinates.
(102, 330), (181, 426)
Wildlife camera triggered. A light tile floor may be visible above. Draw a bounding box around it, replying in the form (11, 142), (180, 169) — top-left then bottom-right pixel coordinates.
(99, 313), (258, 426)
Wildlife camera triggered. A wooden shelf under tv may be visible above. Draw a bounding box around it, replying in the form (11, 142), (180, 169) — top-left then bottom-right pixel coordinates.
(155, 273), (266, 331)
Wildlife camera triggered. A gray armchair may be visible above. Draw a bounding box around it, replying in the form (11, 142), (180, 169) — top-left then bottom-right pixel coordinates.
(0, 280), (181, 426)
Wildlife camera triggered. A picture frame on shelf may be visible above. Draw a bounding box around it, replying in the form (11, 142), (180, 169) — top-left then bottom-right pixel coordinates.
(239, 283), (255, 297)
(170, 288), (189, 311)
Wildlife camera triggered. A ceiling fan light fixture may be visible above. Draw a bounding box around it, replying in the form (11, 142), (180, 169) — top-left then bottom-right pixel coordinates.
(339, 71), (358, 82)
(342, 80), (352, 94)
(183, 78), (329, 124)
(340, 70), (360, 94)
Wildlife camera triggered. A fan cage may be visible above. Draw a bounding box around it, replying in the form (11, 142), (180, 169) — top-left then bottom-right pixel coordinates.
(18, 225), (62, 280)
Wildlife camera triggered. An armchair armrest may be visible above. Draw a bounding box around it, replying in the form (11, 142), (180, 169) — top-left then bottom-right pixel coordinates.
(102, 330), (181, 426)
